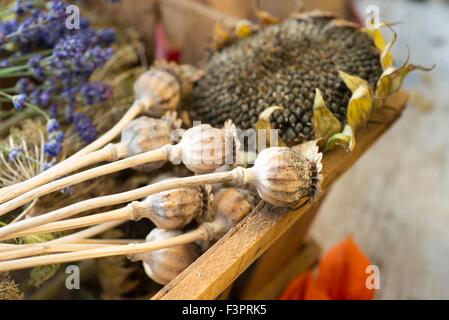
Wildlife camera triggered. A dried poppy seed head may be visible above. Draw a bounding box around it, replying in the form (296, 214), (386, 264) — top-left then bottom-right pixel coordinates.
(248, 145), (323, 208)
(152, 60), (202, 98)
(120, 113), (181, 171)
(189, 14), (383, 145)
(134, 69), (181, 116)
(132, 185), (213, 230)
(196, 188), (254, 251)
(214, 188), (254, 226)
(138, 229), (200, 285)
(171, 122), (239, 174)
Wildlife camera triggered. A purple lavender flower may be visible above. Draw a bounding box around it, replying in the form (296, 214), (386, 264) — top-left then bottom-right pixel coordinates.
(44, 138), (62, 157)
(13, 0), (33, 16)
(0, 20), (19, 39)
(0, 60), (10, 68)
(53, 131), (65, 143)
(81, 82), (113, 105)
(60, 186), (74, 196)
(16, 77), (36, 94)
(48, 130), (64, 144)
(8, 148), (24, 161)
(46, 0), (69, 20)
(73, 112), (97, 143)
(48, 35), (113, 80)
(29, 54), (45, 78)
(79, 17), (90, 30)
(12, 94), (27, 110)
(40, 161), (54, 172)
(39, 90), (52, 106)
(47, 118), (61, 133)
(48, 103), (58, 118)
(14, 9), (43, 45)
(98, 28), (116, 45)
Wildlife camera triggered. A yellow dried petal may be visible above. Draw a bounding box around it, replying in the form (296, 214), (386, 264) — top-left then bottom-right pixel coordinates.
(212, 22), (231, 49)
(256, 106), (286, 147)
(363, 28), (387, 50)
(363, 23), (400, 69)
(325, 124), (356, 152)
(338, 70), (370, 93)
(235, 20), (255, 39)
(380, 29), (397, 69)
(256, 10), (280, 25)
(375, 62), (435, 101)
(346, 85), (374, 129)
(313, 89), (342, 141)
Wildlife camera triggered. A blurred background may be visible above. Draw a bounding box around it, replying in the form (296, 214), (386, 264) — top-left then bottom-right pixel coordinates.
(310, 0), (449, 300)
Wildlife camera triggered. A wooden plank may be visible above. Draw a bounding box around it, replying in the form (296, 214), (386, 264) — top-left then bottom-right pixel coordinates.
(153, 91), (409, 300)
(238, 198), (325, 299)
(216, 284), (234, 300)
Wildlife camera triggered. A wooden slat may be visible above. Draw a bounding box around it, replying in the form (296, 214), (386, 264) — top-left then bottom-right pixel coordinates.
(238, 198), (325, 299)
(153, 91), (409, 300)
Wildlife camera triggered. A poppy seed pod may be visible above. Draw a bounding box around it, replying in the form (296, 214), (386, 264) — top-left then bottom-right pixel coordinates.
(214, 188), (254, 227)
(247, 145), (323, 208)
(120, 113), (182, 171)
(198, 188), (254, 250)
(138, 229), (201, 285)
(134, 69), (181, 117)
(131, 185), (214, 230)
(121, 113), (181, 156)
(170, 122), (239, 174)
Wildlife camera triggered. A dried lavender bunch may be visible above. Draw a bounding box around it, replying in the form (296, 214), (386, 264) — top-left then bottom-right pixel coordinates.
(0, 0), (115, 161)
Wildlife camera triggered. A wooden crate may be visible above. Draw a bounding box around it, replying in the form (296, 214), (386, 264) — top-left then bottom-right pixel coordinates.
(101, 0), (409, 299)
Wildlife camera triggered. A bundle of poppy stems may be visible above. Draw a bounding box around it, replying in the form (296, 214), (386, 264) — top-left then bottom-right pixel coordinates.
(0, 61), (323, 285)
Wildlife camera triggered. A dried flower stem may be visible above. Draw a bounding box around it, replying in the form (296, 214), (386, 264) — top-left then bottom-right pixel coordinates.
(0, 221), (126, 261)
(0, 238), (144, 261)
(0, 145), (170, 216)
(0, 243), (121, 261)
(0, 145), (124, 204)
(0, 214), (232, 272)
(0, 99), (149, 204)
(8, 207), (130, 239)
(54, 221), (124, 243)
(0, 168), (247, 239)
(0, 221), (124, 255)
(0, 238), (141, 252)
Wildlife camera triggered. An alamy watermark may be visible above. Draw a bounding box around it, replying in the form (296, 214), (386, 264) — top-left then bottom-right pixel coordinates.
(65, 5), (80, 30)
(365, 5), (381, 29)
(65, 264), (80, 290)
(366, 264), (381, 290)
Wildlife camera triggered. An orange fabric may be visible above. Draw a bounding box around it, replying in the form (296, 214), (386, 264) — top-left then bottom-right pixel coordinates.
(280, 236), (376, 300)
(279, 271), (329, 300)
(317, 236), (375, 300)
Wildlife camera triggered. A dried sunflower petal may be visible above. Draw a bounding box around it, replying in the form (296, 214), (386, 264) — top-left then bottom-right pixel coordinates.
(312, 89), (342, 142)
(255, 10), (280, 25)
(363, 26), (396, 69)
(256, 106), (287, 147)
(325, 124), (355, 152)
(375, 59), (435, 105)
